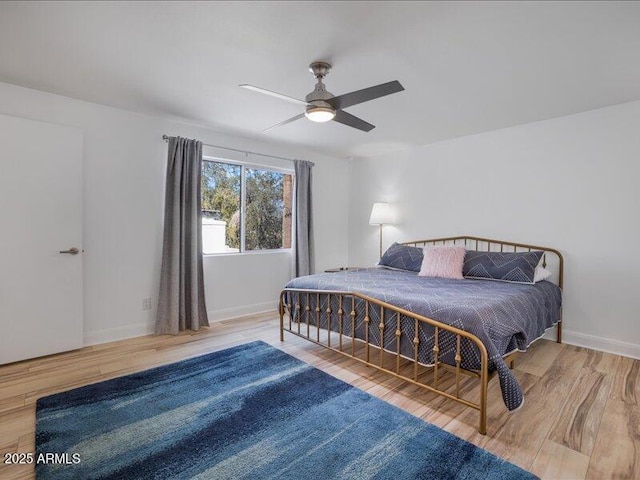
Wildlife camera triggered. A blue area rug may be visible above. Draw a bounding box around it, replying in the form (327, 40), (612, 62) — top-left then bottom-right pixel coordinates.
(36, 341), (538, 480)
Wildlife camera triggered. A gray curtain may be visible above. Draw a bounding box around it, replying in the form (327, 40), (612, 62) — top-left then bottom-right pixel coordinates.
(155, 136), (209, 335)
(294, 160), (315, 276)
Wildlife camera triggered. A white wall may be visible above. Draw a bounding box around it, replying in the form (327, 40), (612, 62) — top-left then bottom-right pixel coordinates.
(348, 100), (640, 359)
(0, 81), (349, 345)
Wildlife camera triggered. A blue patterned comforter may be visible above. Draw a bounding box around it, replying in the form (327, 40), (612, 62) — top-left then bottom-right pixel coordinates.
(284, 267), (562, 411)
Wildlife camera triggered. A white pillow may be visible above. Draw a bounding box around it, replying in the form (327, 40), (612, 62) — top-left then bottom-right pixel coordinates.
(533, 266), (552, 283)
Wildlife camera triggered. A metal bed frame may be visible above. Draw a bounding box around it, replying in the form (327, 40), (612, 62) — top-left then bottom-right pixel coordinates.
(279, 236), (563, 434)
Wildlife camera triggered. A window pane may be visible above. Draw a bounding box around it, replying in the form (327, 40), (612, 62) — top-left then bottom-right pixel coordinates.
(201, 161), (241, 254)
(245, 169), (293, 251)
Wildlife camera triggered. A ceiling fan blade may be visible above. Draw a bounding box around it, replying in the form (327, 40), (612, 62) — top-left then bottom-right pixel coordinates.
(262, 113), (306, 133)
(333, 110), (375, 132)
(240, 84), (308, 106)
(326, 80), (404, 110)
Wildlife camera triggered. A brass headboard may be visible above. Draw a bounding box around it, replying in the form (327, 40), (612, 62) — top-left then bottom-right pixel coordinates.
(402, 235), (564, 290)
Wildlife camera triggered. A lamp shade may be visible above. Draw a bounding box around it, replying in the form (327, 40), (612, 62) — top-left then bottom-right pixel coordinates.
(369, 202), (394, 225)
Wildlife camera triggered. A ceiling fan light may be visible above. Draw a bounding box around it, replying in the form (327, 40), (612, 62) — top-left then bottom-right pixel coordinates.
(305, 106), (336, 123)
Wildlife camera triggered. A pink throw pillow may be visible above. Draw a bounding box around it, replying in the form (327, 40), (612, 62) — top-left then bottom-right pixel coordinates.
(418, 246), (466, 279)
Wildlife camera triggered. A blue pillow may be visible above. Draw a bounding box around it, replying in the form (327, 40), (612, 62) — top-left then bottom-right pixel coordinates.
(379, 243), (423, 272)
(463, 250), (543, 284)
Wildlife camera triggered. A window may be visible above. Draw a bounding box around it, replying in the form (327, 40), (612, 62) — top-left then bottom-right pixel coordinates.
(201, 159), (293, 254)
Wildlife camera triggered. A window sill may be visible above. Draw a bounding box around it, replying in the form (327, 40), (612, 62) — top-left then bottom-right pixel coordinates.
(202, 249), (293, 258)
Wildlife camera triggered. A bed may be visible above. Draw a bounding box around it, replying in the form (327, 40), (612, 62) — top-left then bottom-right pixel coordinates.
(279, 236), (563, 434)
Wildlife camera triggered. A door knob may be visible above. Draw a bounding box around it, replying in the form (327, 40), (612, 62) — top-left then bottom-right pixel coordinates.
(59, 247), (80, 255)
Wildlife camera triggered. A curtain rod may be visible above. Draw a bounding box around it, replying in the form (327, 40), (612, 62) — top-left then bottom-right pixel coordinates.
(162, 135), (313, 165)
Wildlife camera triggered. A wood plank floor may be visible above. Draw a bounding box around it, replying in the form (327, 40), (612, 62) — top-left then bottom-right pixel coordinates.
(1, 312), (638, 480)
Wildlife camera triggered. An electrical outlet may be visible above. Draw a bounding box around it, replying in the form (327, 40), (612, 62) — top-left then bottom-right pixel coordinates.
(143, 297), (152, 311)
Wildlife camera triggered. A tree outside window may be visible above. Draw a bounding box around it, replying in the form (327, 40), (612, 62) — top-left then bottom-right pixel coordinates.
(201, 159), (293, 254)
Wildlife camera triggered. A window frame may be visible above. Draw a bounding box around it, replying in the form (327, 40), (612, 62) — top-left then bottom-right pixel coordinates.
(201, 155), (295, 256)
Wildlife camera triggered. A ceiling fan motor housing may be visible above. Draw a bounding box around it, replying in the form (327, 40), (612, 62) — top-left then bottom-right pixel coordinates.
(305, 89), (336, 121)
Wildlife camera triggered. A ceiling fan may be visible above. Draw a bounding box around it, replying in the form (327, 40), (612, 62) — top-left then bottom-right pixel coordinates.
(240, 62), (404, 132)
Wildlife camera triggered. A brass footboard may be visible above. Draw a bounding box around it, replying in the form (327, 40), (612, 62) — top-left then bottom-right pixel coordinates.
(279, 289), (491, 435)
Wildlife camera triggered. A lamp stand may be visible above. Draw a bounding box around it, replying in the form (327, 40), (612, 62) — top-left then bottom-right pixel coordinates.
(369, 202), (393, 259)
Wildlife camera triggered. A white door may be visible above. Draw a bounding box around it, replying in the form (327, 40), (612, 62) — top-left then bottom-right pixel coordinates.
(0, 114), (83, 364)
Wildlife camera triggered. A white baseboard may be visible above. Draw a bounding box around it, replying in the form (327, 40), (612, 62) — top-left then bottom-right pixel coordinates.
(208, 301), (277, 322)
(542, 325), (640, 360)
(83, 302), (276, 347)
(562, 328), (640, 360)
(84, 321), (155, 347)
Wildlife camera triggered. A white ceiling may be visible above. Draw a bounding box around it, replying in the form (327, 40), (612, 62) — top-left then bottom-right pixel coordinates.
(1, 1), (639, 158)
